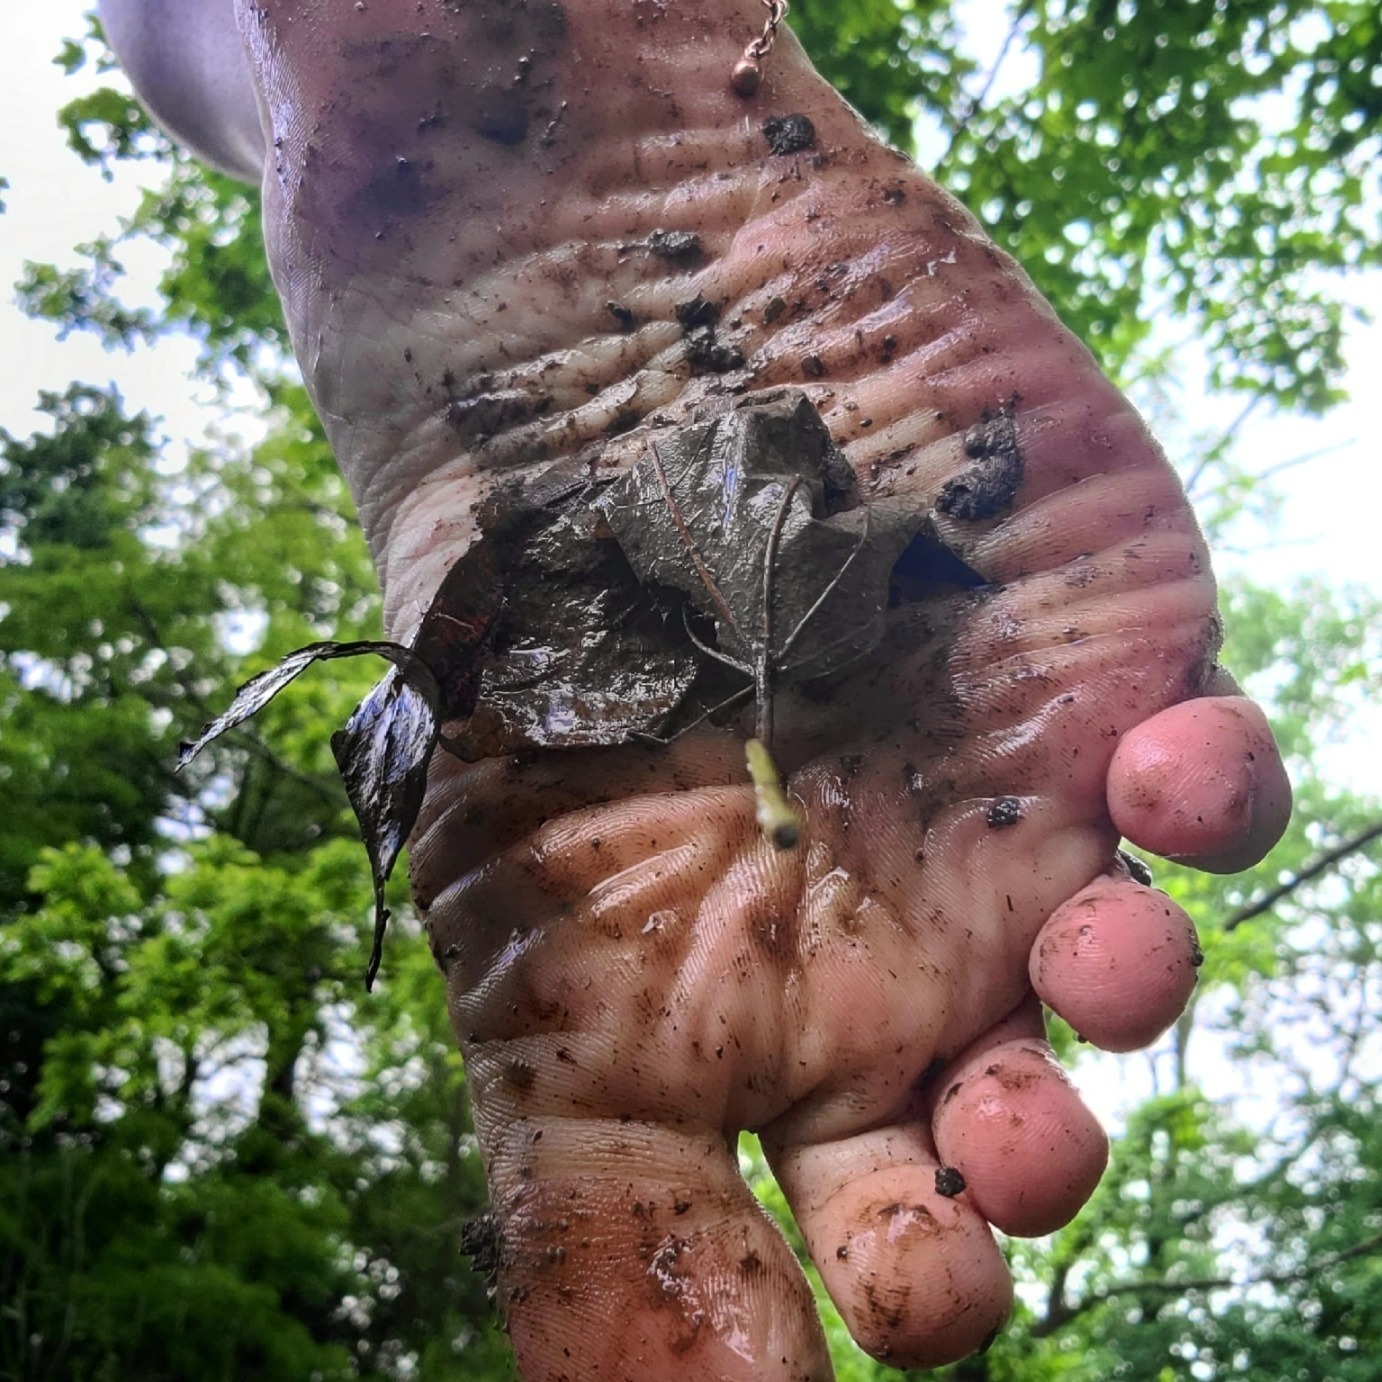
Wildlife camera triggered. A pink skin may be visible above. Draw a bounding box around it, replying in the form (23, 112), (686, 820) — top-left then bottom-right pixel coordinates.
(100, 0), (1293, 1375)
(1030, 873), (1203, 1053)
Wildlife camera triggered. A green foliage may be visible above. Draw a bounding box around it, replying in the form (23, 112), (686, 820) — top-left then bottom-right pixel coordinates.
(4, 3), (1380, 1381)
(801, 0), (1380, 411)
(0, 365), (499, 1379)
(791, 0), (978, 150)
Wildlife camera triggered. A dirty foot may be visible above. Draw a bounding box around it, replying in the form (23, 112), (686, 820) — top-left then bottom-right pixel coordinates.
(104, 0), (1292, 1375)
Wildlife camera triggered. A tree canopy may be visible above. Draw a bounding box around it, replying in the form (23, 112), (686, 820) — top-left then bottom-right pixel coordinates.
(2, 3), (1380, 1379)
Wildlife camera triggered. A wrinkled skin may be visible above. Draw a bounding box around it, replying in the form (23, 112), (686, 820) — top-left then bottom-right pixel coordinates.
(102, 0), (1292, 1375)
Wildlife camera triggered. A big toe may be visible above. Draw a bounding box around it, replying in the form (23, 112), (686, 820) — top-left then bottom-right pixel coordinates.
(770, 1125), (1014, 1369)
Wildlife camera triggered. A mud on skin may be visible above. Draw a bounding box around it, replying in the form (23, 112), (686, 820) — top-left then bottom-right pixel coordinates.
(101, 0), (1295, 1377)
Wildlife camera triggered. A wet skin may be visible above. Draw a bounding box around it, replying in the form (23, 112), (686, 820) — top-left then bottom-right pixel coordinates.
(101, 0), (1293, 1375)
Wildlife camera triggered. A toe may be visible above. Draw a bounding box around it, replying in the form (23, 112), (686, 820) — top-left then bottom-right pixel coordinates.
(1029, 871), (1203, 1052)
(767, 1125), (1012, 1369)
(930, 1012), (1108, 1237)
(1108, 696), (1291, 872)
(479, 1115), (832, 1381)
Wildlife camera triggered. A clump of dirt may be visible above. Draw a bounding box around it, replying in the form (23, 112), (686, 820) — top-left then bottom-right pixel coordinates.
(934, 1166), (967, 1197)
(674, 295), (743, 373)
(937, 399), (1024, 522)
(646, 229), (706, 265)
(674, 294), (720, 330)
(460, 1211), (505, 1292)
(763, 113), (817, 155)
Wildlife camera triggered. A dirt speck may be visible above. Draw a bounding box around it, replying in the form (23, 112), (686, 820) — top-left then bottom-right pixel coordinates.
(674, 294), (721, 330)
(647, 229), (706, 265)
(460, 1211), (504, 1288)
(443, 387), (548, 443)
(647, 1236), (706, 1355)
(685, 326), (744, 374)
(504, 1058), (537, 1090)
(934, 1165), (967, 1197)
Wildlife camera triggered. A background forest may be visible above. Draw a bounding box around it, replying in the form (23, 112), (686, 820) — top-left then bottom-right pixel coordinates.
(2, 1), (1380, 1378)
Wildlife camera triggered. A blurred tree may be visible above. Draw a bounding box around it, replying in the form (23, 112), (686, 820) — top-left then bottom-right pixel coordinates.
(0, 349), (507, 1382)
(3, 3), (1379, 1380)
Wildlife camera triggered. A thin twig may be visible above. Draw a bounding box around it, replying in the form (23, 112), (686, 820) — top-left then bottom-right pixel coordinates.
(1255, 436), (1356, 484)
(647, 440), (740, 633)
(936, 0), (1033, 171)
(1034, 1230), (1382, 1335)
(1223, 820), (1382, 933)
(1183, 395), (1261, 497)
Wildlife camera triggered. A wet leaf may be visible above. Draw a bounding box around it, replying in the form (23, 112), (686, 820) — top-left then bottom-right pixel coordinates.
(332, 670), (440, 990)
(178, 640), (442, 988)
(423, 469), (697, 759)
(176, 395), (979, 969)
(599, 390), (949, 695)
(176, 640), (435, 770)
(172, 458), (699, 987)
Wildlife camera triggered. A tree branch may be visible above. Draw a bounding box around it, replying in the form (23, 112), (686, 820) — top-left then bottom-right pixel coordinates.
(1183, 395), (1260, 498)
(1224, 820), (1382, 932)
(125, 592), (345, 808)
(1033, 1230), (1382, 1335)
(935, 0), (1033, 171)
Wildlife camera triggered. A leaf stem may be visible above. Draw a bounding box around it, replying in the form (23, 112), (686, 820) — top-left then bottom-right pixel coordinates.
(746, 737), (802, 851)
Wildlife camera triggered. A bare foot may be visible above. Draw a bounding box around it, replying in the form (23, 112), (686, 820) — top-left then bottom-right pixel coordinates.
(104, 0), (1292, 1374)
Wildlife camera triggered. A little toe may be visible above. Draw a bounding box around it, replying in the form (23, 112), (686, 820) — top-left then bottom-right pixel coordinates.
(1108, 696), (1291, 872)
